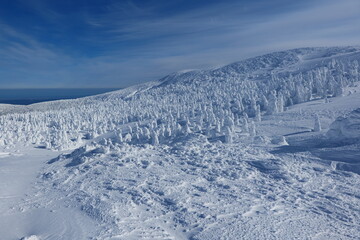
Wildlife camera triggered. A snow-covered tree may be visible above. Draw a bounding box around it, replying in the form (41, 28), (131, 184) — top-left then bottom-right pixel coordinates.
(314, 114), (322, 132)
(151, 131), (159, 145)
(224, 126), (233, 143)
(255, 105), (261, 122)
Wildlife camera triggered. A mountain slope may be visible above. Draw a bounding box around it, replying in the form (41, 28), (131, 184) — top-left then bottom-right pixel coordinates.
(1, 46), (357, 150)
(37, 82), (360, 240)
(95, 46), (360, 99)
(0, 47), (360, 239)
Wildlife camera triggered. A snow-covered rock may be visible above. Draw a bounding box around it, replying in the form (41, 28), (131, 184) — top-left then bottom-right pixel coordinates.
(20, 235), (39, 240)
(327, 108), (360, 142)
(271, 135), (289, 145)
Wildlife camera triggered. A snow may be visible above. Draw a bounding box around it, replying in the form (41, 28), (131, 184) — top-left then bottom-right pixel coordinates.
(21, 236), (39, 240)
(0, 147), (98, 240)
(327, 108), (360, 142)
(0, 47), (360, 239)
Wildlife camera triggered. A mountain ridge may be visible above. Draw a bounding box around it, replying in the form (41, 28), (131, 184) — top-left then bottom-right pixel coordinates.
(92, 46), (360, 100)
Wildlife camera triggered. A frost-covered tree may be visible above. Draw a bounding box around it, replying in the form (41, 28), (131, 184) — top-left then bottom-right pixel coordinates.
(124, 133), (132, 142)
(314, 114), (322, 132)
(267, 91), (278, 115)
(224, 126), (233, 143)
(249, 121), (256, 137)
(241, 117), (249, 133)
(151, 131), (159, 145)
(255, 105), (261, 122)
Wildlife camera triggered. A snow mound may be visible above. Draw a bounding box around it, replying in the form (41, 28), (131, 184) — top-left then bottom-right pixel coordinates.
(20, 236), (39, 240)
(271, 136), (289, 145)
(327, 108), (360, 142)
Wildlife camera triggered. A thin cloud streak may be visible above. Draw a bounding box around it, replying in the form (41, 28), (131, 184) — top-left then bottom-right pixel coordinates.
(0, 0), (359, 88)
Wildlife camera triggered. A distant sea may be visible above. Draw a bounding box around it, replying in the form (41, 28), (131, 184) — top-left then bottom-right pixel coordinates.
(0, 88), (121, 105)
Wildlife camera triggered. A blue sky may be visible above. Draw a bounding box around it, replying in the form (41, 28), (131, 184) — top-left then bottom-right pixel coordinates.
(0, 0), (359, 88)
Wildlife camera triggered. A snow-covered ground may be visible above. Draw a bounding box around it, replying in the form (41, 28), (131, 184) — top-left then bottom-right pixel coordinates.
(0, 47), (360, 239)
(0, 147), (98, 240)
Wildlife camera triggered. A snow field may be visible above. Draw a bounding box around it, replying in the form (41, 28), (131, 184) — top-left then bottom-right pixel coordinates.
(0, 47), (360, 239)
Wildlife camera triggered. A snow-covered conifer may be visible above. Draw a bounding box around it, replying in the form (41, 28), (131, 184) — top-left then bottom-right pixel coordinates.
(314, 114), (322, 132)
(277, 93), (284, 113)
(124, 133), (132, 143)
(165, 126), (172, 138)
(224, 126), (233, 143)
(151, 131), (160, 145)
(267, 91), (278, 115)
(224, 115), (235, 131)
(183, 122), (192, 135)
(143, 127), (151, 141)
(255, 105), (261, 122)
(241, 117), (249, 133)
(249, 121), (256, 137)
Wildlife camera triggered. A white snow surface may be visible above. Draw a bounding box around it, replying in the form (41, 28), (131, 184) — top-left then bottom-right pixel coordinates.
(0, 47), (360, 239)
(327, 108), (360, 142)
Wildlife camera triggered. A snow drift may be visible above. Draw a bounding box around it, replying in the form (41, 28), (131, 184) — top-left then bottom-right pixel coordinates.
(327, 108), (360, 142)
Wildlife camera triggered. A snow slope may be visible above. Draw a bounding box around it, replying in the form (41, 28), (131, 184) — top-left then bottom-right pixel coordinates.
(0, 47), (360, 239)
(0, 147), (98, 240)
(38, 88), (360, 240)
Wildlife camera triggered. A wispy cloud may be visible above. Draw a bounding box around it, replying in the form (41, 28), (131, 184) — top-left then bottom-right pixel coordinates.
(0, 0), (359, 88)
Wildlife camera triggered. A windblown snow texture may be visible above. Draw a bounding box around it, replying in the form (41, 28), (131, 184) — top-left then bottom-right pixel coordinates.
(1, 47), (360, 239)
